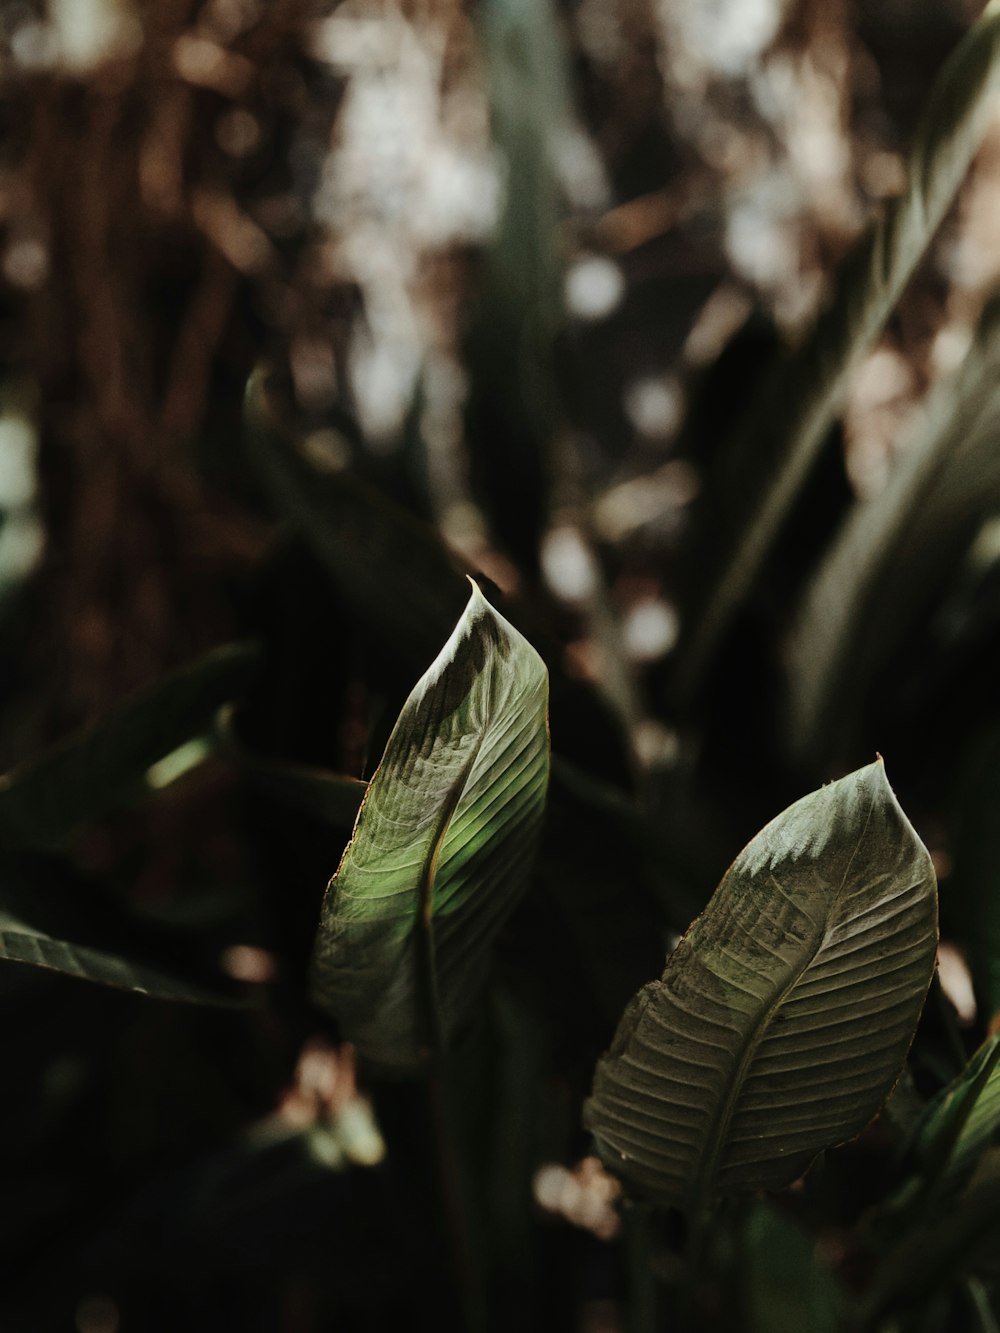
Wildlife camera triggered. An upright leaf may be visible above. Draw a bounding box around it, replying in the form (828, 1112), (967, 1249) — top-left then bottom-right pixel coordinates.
(310, 582), (550, 1073)
(672, 0), (1000, 702)
(786, 292), (1000, 765)
(0, 643), (259, 851)
(883, 1034), (1000, 1231)
(584, 760), (937, 1214)
(739, 1202), (844, 1333)
(950, 725), (1000, 1024)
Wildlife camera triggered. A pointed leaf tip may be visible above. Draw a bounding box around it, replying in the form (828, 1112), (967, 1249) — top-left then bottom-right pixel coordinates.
(585, 762), (938, 1212)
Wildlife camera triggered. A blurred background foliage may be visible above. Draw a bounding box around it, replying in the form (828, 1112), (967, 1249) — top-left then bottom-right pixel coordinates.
(3, 0), (1000, 1329)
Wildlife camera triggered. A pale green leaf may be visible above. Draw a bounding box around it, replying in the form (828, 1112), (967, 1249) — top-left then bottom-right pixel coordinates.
(584, 760), (937, 1214)
(309, 582), (550, 1073)
(673, 1), (1000, 701)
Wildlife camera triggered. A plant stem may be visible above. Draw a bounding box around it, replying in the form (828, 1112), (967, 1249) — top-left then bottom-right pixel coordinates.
(425, 1060), (485, 1333)
(626, 1202), (660, 1333)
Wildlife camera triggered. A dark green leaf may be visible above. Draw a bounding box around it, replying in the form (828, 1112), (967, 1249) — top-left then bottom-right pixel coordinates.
(673, 1), (1000, 701)
(786, 292), (1000, 765)
(214, 704), (366, 829)
(245, 369), (470, 674)
(0, 643), (259, 851)
(584, 761), (938, 1215)
(739, 1202), (844, 1333)
(882, 1035), (1000, 1233)
(0, 855), (243, 1005)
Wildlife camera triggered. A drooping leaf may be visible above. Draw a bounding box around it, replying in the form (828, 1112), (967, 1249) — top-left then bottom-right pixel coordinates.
(0, 854), (243, 1005)
(310, 582), (550, 1073)
(584, 760), (937, 1215)
(786, 292), (1000, 766)
(0, 642), (259, 851)
(672, 0), (1000, 702)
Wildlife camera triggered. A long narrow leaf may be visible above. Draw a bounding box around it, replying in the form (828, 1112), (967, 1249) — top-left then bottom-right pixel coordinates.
(673, 0), (1000, 701)
(0, 643), (259, 851)
(214, 704), (366, 829)
(0, 855), (243, 1005)
(786, 292), (1000, 764)
(584, 760), (937, 1215)
(310, 582), (550, 1073)
(882, 1034), (1000, 1232)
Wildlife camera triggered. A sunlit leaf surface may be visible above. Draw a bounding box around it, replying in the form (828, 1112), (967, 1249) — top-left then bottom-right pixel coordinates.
(310, 582), (550, 1072)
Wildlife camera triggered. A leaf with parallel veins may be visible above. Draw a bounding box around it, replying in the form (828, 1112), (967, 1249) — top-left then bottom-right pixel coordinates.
(310, 581), (550, 1074)
(584, 760), (938, 1214)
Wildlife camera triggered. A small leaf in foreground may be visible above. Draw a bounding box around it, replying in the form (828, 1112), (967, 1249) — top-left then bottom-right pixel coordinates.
(584, 760), (938, 1214)
(309, 581), (550, 1073)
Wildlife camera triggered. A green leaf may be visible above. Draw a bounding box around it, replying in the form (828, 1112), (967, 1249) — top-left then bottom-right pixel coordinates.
(739, 1202), (844, 1333)
(584, 760), (937, 1215)
(951, 725), (1000, 1024)
(245, 370), (470, 674)
(672, 0), (1000, 701)
(214, 704), (366, 829)
(310, 581), (550, 1073)
(0, 855), (242, 1005)
(0, 642), (259, 851)
(862, 1177), (1000, 1330)
(883, 1034), (1000, 1230)
(786, 292), (1000, 766)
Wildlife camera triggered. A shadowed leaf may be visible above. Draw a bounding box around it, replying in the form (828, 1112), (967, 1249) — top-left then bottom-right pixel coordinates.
(0, 855), (243, 1005)
(673, 1), (1000, 701)
(882, 1035), (1000, 1233)
(740, 1202), (843, 1333)
(0, 643), (259, 852)
(584, 761), (937, 1214)
(214, 704), (366, 829)
(786, 292), (1000, 765)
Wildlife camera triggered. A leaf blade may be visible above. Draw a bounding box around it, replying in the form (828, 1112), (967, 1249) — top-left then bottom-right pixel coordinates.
(309, 582), (550, 1072)
(584, 760), (937, 1213)
(672, 1), (1000, 700)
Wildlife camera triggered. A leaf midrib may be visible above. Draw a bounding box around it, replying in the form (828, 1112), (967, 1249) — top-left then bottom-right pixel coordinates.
(686, 789), (880, 1213)
(414, 728), (485, 1058)
(683, 913), (830, 1217)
